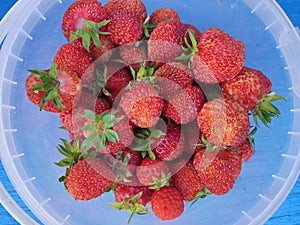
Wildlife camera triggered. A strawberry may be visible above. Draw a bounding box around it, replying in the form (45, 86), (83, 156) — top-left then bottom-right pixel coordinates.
(81, 109), (134, 154)
(198, 98), (250, 147)
(136, 157), (170, 188)
(110, 180), (152, 223)
(148, 8), (180, 25)
(104, 66), (133, 105)
(107, 14), (143, 46)
(148, 20), (187, 63)
(221, 67), (285, 127)
(54, 43), (95, 85)
(62, 0), (109, 51)
(163, 84), (206, 124)
(105, 0), (147, 23)
(151, 186), (184, 220)
(118, 81), (164, 128)
(153, 62), (194, 98)
(64, 159), (115, 200)
(192, 28), (245, 84)
(237, 127), (257, 162)
(221, 67), (272, 110)
(71, 35), (116, 61)
(171, 160), (205, 201)
(26, 63), (82, 113)
(119, 42), (148, 72)
(193, 149), (242, 195)
(152, 121), (185, 161)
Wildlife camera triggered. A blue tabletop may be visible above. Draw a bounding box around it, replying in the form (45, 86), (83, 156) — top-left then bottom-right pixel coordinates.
(0, 0), (299, 224)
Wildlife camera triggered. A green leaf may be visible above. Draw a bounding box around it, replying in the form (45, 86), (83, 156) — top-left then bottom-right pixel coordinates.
(80, 123), (97, 132)
(82, 109), (97, 121)
(105, 129), (119, 143)
(81, 133), (98, 151)
(54, 157), (73, 167)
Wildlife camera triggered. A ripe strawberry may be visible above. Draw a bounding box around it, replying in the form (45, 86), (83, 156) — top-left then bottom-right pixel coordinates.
(104, 66), (133, 105)
(171, 160), (205, 201)
(105, 0), (147, 23)
(62, 0), (107, 44)
(237, 138), (254, 162)
(118, 81), (164, 128)
(113, 181), (152, 206)
(192, 28), (245, 84)
(71, 35), (116, 61)
(151, 186), (184, 220)
(198, 98), (250, 147)
(148, 8), (180, 25)
(119, 43), (148, 72)
(163, 84), (206, 124)
(193, 149), (242, 195)
(221, 67), (285, 127)
(54, 43), (95, 84)
(65, 159), (115, 200)
(26, 63), (82, 113)
(110, 179), (152, 223)
(80, 109), (134, 154)
(221, 67), (272, 110)
(107, 14), (143, 46)
(153, 62), (194, 98)
(148, 20), (187, 63)
(152, 121), (185, 161)
(136, 157), (170, 187)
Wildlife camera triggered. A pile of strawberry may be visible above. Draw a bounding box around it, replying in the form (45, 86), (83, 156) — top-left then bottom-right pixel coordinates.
(25, 0), (285, 222)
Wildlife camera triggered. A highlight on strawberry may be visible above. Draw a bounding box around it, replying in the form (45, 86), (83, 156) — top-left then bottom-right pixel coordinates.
(24, 0), (286, 222)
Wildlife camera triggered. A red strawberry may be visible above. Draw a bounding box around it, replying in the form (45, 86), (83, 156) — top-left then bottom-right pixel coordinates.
(152, 121), (185, 161)
(119, 43), (148, 72)
(54, 43), (95, 85)
(148, 20), (187, 63)
(62, 0), (108, 44)
(105, 0), (147, 23)
(136, 157), (170, 187)
(153, 62), (194, 98)
(107, 14), (143, 46)
(221, 67), (272, 110)
(197, 98), (250, 147)
(221, 67), (285, 127)
(171, 160), (205, 201)
(26, 63), (82, 113)
(193, 149), (242, 195)
(193, 28), (245, 84)
(110, 179), (152, 223)
(237, 138), (254, 162)
(113, 181), (152, 206)
(119, 81), (164, 128)
(151, 186), (184, 221)
(94, 97), (111, 115)
(148, 8), (180, 25)
(163, 84), (206, 124)
(81, 109), (134, 154)
(104, 66), (133, 105)
(71, 35), (116, 61)
(65, 159), (115, 200)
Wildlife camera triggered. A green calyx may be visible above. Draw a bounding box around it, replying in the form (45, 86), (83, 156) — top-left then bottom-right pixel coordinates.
(131, 127), (165, 160)
(29, 62), (63, 111)
(80, 109), (124, 152)
(108, 151), (133, 183)
(175, 29), (199, 68)
(110, 191), (149, 224)
(130, 62), (157, 82)
(90, 64), (110, 97)
(253, 92), (286, 127)
(190, 188), (212, 207)
(149, 172), (171, 190)
(70, 19), (111, 52)
(54, 137), (97, 183)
